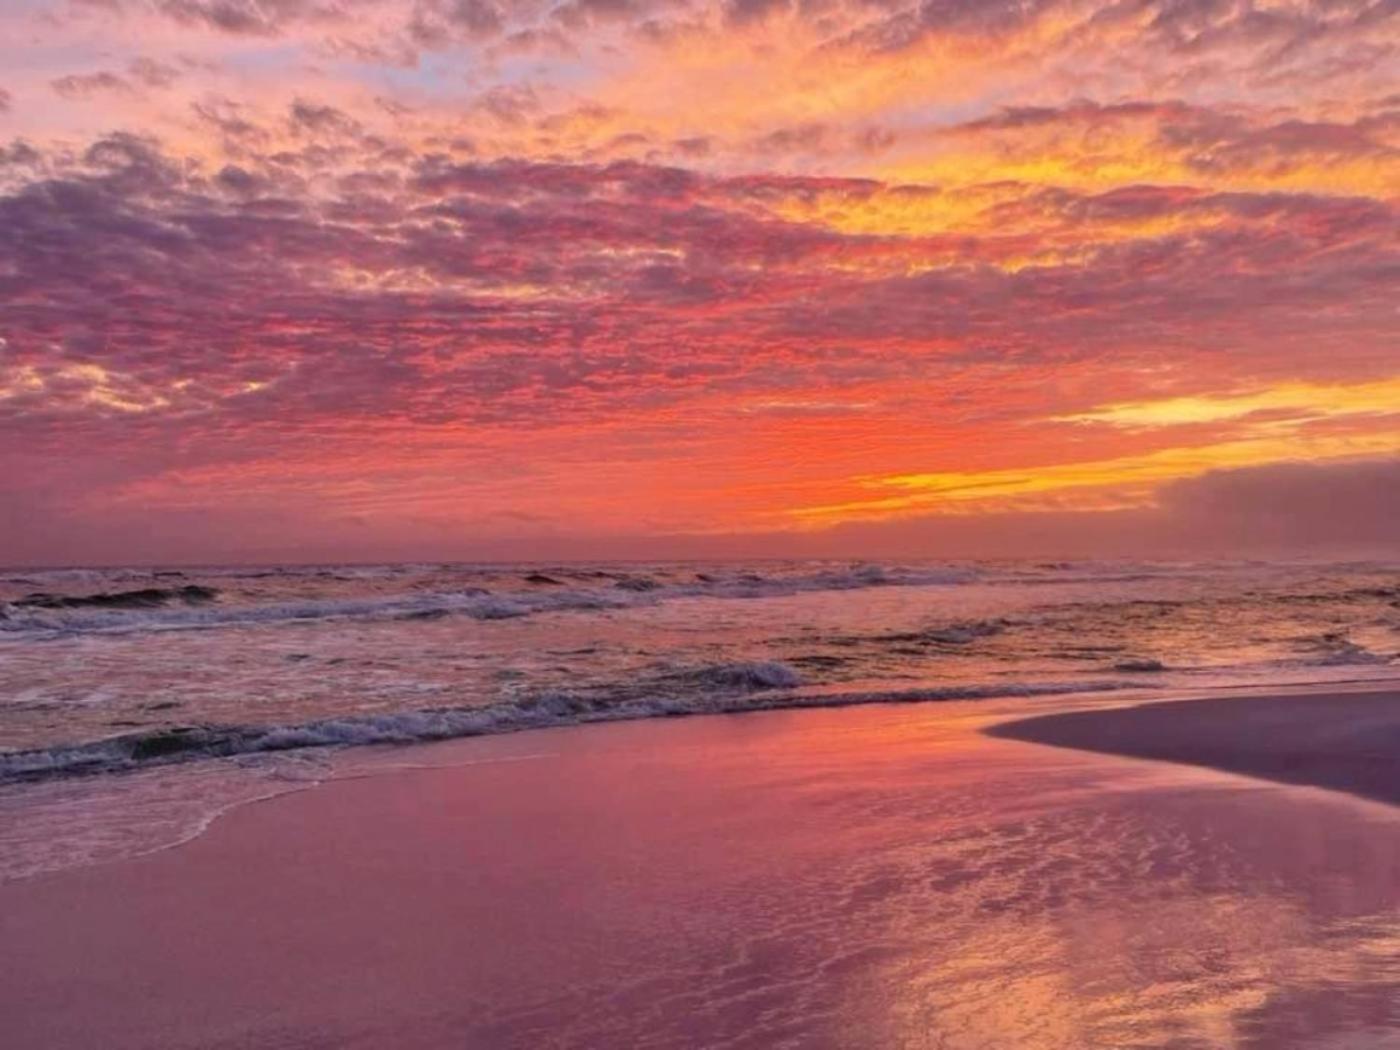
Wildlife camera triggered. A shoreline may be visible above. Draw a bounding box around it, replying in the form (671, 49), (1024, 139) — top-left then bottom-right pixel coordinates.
(6, 672), (1400, 785)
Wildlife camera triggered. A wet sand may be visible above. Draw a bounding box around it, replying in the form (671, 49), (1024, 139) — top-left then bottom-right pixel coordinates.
(3, 689), (1400, 1049)
(989, 689), (1400, 805)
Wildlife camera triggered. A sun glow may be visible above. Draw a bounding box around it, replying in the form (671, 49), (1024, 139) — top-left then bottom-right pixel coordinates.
(790, 431), (1400, 525)
(1054, 378), (1400, 429)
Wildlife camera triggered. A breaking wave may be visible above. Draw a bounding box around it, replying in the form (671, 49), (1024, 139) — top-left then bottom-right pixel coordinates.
(0, 677), (1128, 784)
(9, 585), (219, 611)
(664, 661), (806, 690)
(1296, 633), (1393, 667)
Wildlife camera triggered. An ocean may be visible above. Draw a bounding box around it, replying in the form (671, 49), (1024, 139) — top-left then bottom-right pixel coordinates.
(1, 557), (1398, 881)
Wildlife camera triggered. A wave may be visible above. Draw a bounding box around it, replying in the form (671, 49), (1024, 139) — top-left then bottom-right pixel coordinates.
(0, 677), (1128, 784)
(0, 588), (637, 637)
(10, 585), (218, 611)
(1112, 658), (1167, 673)
(876, 619), (1009, 646)
(0, 564), (976, 638)
(1296, 633), (1393, 667)
(661, 661), (805, 690)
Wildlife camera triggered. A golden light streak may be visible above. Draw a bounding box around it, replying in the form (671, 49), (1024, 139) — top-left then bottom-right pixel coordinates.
(1054, 377), (1400, 429)
(789, 431), (1400, 525)
(0, 363), (170, 413)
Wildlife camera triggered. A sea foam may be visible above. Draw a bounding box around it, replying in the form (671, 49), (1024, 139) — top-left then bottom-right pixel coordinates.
(0, 678), (1128, 784)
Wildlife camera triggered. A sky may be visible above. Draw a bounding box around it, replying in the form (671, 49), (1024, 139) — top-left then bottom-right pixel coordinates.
(0, 0), (1396, 565)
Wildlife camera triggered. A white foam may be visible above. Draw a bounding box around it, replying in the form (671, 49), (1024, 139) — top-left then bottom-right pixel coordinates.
(0, 676), (1128, 784)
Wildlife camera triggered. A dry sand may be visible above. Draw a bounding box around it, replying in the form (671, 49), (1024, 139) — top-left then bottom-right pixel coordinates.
(989, 689), (1400, 805)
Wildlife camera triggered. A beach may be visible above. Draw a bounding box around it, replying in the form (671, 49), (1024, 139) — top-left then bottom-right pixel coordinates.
(8, 0), (1399, 1041)
(4, 685), (1400, 1049)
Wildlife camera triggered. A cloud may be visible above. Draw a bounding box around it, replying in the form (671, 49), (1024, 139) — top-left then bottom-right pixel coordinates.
(732, 457), (1400, 559)
(52, 72), (134, 99)
(288, 99), (361, 137)
(3, 0), (1397, 562)
(128, 58), (183, 88)
(1051, 378), (1400, 429)
(936, 99), (1400, 194)
(1161, 456), (1400, 539)
(407, 0), (504, 45)
(154, 0), (339, 35)
(49, 58), (186, 101)
(0, 136), (1393, 445)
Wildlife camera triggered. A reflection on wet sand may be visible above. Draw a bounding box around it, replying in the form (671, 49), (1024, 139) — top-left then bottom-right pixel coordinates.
(861, 779), (1400, 1048)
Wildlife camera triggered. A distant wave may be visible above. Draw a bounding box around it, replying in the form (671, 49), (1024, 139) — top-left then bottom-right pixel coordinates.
(0, 564), (976, 638)
(9, 585), (218, 611)
(875, 619), (1009, 646)
(0, 677), (1129, 783)
(1112, 659), (1168, 673)
(1295, 633), (1394, 667)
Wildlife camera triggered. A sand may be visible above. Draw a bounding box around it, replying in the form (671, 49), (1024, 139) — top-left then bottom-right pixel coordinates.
(3, 688), (1400, 1049)
(989, 689), (1400, 805)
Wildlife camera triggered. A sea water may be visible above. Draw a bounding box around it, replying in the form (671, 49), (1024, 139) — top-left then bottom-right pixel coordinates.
(1, 557), (1397, 880)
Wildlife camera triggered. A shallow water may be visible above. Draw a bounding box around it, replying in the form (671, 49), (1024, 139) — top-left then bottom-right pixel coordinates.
(3, 699), (1398, 1049)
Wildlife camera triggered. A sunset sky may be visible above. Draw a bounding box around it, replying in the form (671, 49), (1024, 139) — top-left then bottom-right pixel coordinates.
(1, 0), (1396, 564)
